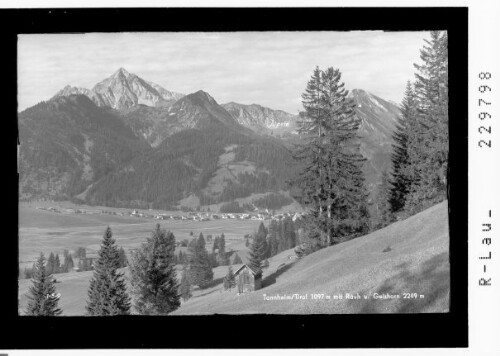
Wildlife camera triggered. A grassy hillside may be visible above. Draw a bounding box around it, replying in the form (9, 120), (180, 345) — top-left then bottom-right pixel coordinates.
(173, 201), (449, 314)
(18, 201), (449, 315)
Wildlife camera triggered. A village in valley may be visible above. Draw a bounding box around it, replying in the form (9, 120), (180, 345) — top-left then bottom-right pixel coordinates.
(35, 204), (303, 223)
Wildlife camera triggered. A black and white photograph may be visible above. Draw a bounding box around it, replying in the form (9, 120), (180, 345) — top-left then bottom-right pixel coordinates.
(17, 29), (451, 316)
(0, 3), (485, 352)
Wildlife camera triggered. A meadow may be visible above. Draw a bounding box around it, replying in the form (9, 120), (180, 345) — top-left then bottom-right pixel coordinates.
(19, 202), (264, 269)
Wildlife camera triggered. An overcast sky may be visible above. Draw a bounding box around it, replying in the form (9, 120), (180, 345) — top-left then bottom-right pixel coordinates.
(18, 31), (429, 113)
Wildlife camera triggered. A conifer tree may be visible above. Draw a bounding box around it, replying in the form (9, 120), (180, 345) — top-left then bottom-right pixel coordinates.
(187, 233), (213, 288)
(129, 224), (180, 315)
(179, 264), (192, 302)
(389, 81), (418, 213)
(86, 226), (131, 316)
(293, 66), (369, 246)
(217, 234), (228, 265)
(25, 253), (62, 316)
(62, 253), (74, 273)
(212, 236), (219, 253)
(46, 252), (56, 275)
(405, 31), (448, 213)
(54, 254), (61, 274)
(223, 265), (236, 291)
(267, 219), (279, 257)
(248, 230), (267, 273)
(255, 222), (268, 256)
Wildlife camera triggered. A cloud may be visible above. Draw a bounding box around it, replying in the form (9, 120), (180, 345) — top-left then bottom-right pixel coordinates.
(18, 31), (429, 113)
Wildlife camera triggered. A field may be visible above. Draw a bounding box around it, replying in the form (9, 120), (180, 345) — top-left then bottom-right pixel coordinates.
(19, 202), (263, 268)
(19, 201), (450, 315)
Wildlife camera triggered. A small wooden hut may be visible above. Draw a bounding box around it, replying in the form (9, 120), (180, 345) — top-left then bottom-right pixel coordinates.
(234, 264), (262, 293)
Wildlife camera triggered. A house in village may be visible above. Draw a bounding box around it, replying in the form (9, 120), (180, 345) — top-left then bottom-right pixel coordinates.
(233, 264), (262, 294)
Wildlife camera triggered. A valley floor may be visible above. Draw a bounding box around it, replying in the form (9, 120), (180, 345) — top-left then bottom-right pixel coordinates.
(18, 201), (450, 315)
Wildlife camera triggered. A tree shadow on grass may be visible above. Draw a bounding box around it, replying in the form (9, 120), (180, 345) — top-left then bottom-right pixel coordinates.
(195, 289), (220, 298)
(200, 277), (224, 290)
(192, 277), (225, 299)
(359, 252), (450, 313)
(262, 263), (294, 289)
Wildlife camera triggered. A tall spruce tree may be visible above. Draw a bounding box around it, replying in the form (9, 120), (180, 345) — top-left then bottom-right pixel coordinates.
(25, 253), (62, 316)
(293, 66), (369, 246)
(389, 81), (418, 214)
(188, 233), (214, 288)
(405, 31), (448, 214)
(248, 229), (267, 273)
(86, 226), (131, 316)
(129, 224), (180, 315)
(255, 222), (268, 257)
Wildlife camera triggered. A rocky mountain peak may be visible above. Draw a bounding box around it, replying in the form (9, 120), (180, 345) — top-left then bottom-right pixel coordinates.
(221, 101), (297, 135)
(191, 90), (215, 101)
(53, 68), (184, 111)
(113, 67), (131, 78)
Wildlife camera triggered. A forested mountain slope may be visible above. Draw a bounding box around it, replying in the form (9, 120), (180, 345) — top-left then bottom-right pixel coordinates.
(85, 91), (297, 208)
(18, 95), (150, 200)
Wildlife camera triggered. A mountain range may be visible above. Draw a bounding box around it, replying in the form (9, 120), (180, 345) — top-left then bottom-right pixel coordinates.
(19, 68), (399, 214)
